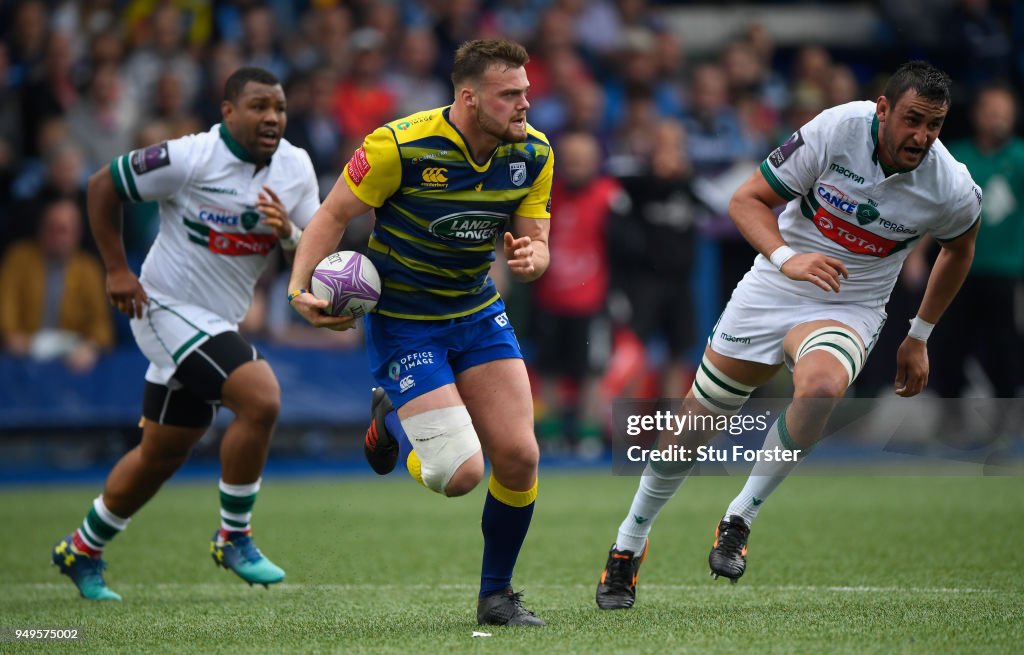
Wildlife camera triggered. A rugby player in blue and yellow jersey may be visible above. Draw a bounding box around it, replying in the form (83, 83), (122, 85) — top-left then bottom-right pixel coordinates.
(288, 39), (553, 626)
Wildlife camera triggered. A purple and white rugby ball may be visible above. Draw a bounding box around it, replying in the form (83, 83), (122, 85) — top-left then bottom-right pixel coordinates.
(311, 251), (381, 318)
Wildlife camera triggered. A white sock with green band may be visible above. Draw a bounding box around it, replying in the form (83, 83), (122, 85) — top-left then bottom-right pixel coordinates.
(615, 460), (693, 553)
(725, 410), (806, 525)
(73, 496), (130, 556)
(219, 478), (261, 537)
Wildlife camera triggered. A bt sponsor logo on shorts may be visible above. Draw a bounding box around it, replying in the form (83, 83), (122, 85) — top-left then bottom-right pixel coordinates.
(494, 312), (509, 327)
(829, 162), (865, 184)
(720, 332), (751, 344)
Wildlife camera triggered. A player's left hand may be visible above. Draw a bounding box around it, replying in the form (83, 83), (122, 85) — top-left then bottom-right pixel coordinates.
(894, 336), (929, 397)
(258, 185), (295, 239)
(504, 231), (537, 281)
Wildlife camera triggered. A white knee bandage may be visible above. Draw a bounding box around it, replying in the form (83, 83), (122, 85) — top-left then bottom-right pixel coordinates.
(692, 356), (756, 415)
(795, 326), (866, 387)
(401, 405), (480, 495)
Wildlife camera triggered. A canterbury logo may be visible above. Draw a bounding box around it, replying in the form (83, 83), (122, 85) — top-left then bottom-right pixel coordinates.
(422, 167), (448, 184)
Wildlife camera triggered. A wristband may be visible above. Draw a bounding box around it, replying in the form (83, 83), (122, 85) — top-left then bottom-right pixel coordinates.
(287, 288), (309, 303)
(279, 224), (302, 250)
(907, 316), (935, 342)
(769, 245), (797, 270)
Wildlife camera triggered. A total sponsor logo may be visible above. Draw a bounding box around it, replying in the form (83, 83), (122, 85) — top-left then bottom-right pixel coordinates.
(811, 207), (904, 257)
(208, 231), (277, 256)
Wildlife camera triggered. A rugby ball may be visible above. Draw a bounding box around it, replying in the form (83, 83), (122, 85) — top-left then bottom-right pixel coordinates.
(311, 251), (381, 318)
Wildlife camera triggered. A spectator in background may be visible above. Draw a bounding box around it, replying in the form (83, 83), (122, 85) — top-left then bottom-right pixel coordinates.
(122, 4), (201, 116)
(5, 0), (49, 87)
(305, 3), (353, 72)
(66, 63), (141, 171)
(931, 85), (1024, 400)
(527, 46), (596, 137)
(332, 28), (395, 140)
(533, 131), (621, 454)
(940, 0), (1013, 93)
(603, 26), (684, 129)
(195, 41), (243, 127)
(0, 199), (113, 372)
(683, 62), (759, 307)
(8, 139), (90, 254)
(721, 38), (782, 153)
(826, 64), (861, 106)
(20, 32), (78, 159)
(239, 4), (289, 82)
(151, 69), (202, 138)
(606, 81), (660, 176)
(611, 119), (701, 398)
(386, 28), (449, 118)
(790, 45), (832, 104)
(284, 68), (344, 196)
(0, 42), (22, 213)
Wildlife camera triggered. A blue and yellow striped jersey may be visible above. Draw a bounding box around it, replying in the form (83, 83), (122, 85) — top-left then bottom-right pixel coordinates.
(343, 106), (554, 320)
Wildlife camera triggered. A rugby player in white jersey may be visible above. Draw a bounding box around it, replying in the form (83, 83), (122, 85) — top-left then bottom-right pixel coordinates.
(52, 67), (320, 600)
(597, 61), (982, 609)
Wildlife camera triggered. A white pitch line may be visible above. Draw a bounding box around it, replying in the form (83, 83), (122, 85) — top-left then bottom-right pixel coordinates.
(12, 582), (1003, 594)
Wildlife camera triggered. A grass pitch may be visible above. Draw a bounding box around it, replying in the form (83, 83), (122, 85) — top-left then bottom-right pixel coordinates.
(2, 471), (1022, 654)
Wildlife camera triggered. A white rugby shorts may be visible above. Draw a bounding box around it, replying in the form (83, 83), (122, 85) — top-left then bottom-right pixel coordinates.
(708, 269), (887, 368)
(130, 292), (238, 385)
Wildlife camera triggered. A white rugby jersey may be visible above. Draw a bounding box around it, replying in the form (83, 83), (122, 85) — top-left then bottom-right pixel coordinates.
(110, 124), (320, 323)
(756, 100), (982, 307)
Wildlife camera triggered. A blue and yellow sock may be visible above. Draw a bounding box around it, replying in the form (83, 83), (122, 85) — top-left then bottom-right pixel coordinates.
(384, 410), (413, 463)
(479, 474), (537, 598)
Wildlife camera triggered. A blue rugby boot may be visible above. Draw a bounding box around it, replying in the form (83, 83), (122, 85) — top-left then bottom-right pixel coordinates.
(210, 530), (285, 588)
(52, 534), (121, 601)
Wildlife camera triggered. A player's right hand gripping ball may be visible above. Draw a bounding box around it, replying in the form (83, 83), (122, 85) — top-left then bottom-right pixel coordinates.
(311, 251), (381, 318)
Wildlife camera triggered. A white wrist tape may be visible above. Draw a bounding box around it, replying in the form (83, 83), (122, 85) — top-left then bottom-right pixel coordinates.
(280, 224), (302, 250)
(907, 316), (935, 342)
(769, 245), (797, 270)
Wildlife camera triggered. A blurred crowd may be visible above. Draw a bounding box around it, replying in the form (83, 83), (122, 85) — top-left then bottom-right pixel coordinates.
(0, 0), (1021, 450)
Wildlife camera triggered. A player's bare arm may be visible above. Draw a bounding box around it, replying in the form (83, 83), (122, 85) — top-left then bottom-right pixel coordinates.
(287, 175), (370, 330)
(895, 219), (979, 397)
(86, 167), (148, 319)
(504, 216), (550, 283)
(730, 170), (849, 293)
